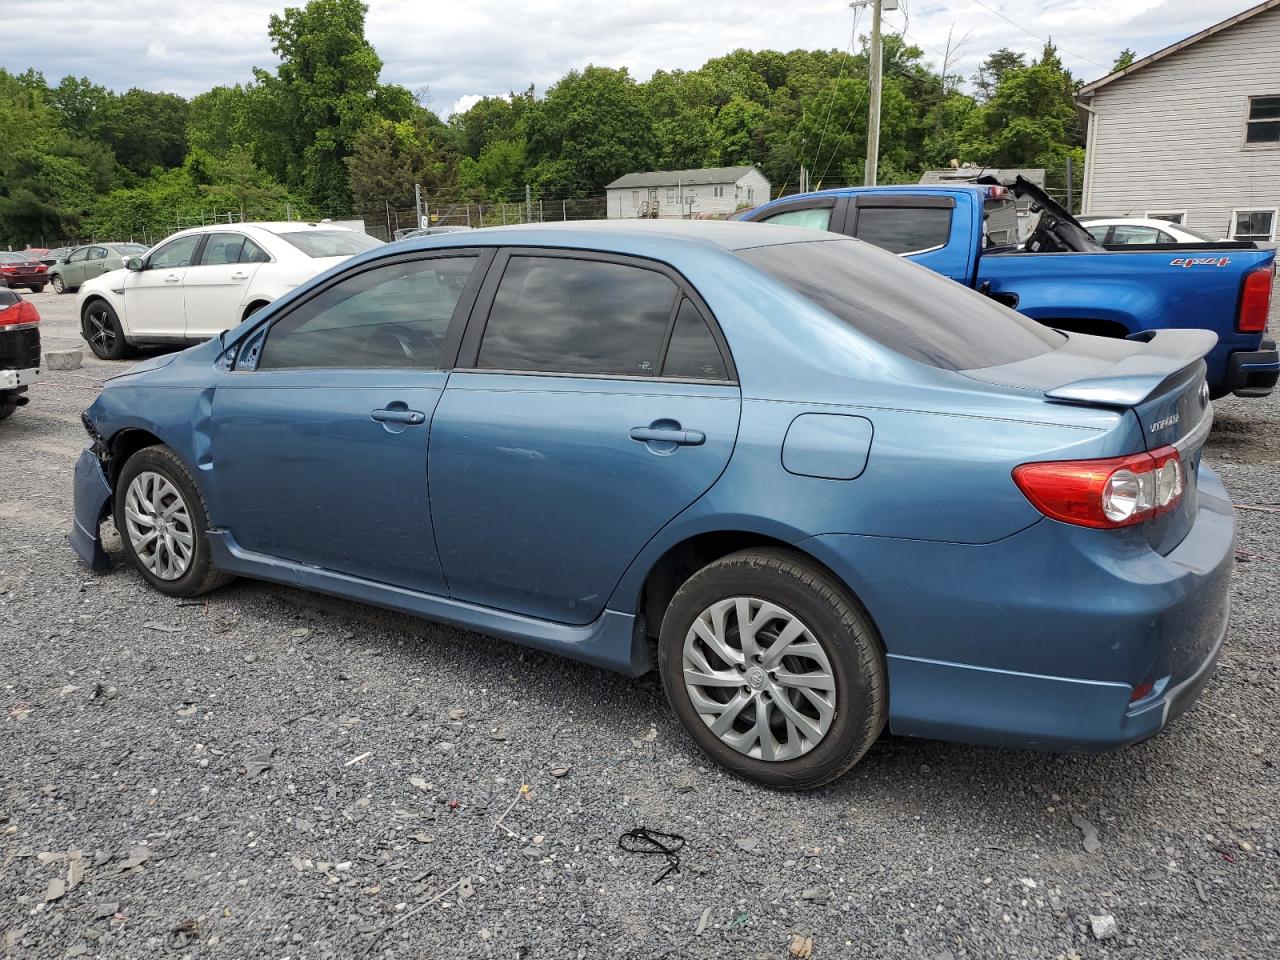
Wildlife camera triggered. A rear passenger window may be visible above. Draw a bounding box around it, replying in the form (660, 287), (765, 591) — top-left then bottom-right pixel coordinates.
(663, 299), (728, 380)
(477, 256), (677, 377)
(854, 206), (952, 254)
(241, 238), (270, 263)
(200, 233), (246, 265)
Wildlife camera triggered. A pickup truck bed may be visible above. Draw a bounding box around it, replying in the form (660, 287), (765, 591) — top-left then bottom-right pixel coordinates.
(742, 180), (1278, 399)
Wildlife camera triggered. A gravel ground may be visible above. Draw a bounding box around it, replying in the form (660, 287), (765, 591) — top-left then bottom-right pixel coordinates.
(2, 289), (1278, 960)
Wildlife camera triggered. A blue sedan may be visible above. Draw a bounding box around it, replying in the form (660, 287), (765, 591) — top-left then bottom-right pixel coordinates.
(71, 220), (1234, 788)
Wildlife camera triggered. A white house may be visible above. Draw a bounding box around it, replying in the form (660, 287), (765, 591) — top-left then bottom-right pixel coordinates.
(605, 166), (771, 219)
(1078, 0), (1280, 242)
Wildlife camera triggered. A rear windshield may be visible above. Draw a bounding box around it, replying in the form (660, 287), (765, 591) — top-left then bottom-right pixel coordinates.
(737, 238), (1065, 370)
(273, 230), (383, 258)
(111, 243), (147, 255)
(0, 252), (33, 263)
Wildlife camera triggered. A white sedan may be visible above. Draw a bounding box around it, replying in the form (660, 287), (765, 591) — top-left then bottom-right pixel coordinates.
(1079, 217), (1225, 245)
(76, 222), (383, 360)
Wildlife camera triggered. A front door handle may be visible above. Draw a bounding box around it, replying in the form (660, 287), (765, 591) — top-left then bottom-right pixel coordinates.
(230, 272), (249, 281)
(629, 426), (705, 446)
(371, 407), (426, 425)
(163, 274), (181, 283)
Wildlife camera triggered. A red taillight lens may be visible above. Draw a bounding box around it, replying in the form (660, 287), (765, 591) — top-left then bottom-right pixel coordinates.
(1238, 267), (1273, 333)
(1013, 445), (1184, 529)
(0, 300), (40, 327)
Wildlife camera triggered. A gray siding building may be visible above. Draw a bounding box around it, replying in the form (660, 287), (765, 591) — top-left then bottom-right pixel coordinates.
(606, 166), (771, 219)
(1078, 0), (1280, 242)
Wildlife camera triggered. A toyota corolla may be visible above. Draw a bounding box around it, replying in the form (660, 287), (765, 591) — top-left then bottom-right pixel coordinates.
(71, 220), (1234, 788)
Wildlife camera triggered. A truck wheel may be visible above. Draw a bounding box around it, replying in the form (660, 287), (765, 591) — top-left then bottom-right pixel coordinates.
(82, 300), (134, 361)
(658, 548), (887, 789)
(0, 396), (17, 421)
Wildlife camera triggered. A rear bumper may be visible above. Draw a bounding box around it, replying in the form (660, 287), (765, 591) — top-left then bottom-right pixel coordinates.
(0, 366), (40, 390)
(1226, 339), (1279, 398)
(802, 464), (1236, 753)
(69, 447), (114, 572)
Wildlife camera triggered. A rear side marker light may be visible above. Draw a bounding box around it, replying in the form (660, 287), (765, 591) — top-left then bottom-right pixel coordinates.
(1130, 681), (1155, 703)
(1013, 445), (1184, 529)
(1238, 267), (1273, 333)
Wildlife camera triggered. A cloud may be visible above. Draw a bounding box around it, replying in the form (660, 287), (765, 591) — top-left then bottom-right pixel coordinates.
(0, 0), (1261, 110)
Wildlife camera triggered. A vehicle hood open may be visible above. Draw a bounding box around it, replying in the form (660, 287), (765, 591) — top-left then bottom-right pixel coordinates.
(977, 174), (1104, 253)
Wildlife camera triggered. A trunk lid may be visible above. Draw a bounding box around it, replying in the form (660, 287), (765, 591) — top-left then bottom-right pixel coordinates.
(963, 328), (1215, 555)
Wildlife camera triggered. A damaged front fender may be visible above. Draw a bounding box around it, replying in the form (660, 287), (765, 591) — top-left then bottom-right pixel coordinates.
(70, 446), (113, 572)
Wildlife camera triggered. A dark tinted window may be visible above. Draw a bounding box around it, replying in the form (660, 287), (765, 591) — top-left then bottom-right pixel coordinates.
(259, 256), (476, 370)
(737, 239), (1064, 370)
(200, 233), (245, 265)
(1246, 95), (1280, 143)
(274, 229), (383, 258)
(854, 206), (952, 254)
(477, 256), (677, 377)
(663, 299), (728, 380)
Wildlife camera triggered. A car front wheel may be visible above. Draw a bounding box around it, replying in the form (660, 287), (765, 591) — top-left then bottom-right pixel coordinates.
(51, 275), (66, 294)
(82, 300), (133, 361)
(114, 446), (233, 597)
(658, 548), (887, 789)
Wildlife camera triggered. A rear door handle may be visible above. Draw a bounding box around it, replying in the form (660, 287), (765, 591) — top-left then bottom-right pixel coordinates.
(230, 272), (249, 281)
(629, 426), (705, 446)
(371, 407), (426, 425)
(163, 274), (181, 283)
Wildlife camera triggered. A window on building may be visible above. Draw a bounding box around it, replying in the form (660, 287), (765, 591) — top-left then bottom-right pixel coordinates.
(1145, 211), (1186, 225)
(1245, 95), (1280, 144)
(713, 185), (725, 198)
(1231, 209), (1277, 242)
(632, 190), (639, 207)
(667, 186), (675, 201)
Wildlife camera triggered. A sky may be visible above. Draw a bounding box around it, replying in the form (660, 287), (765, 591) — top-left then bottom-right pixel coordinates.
(0, 0), (1264, 115)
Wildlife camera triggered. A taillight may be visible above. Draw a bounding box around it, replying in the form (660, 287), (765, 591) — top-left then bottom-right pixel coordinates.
(0, 300), (40, 327)
(1238, 267), (1273, 333)
(1013, 445), (1184, 529)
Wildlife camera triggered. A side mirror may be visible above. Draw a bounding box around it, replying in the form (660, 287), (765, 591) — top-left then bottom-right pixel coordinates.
(125, 257), (144, 272)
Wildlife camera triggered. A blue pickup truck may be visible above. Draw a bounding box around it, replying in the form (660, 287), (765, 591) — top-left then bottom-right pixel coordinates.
(741, 177), (1277, 399)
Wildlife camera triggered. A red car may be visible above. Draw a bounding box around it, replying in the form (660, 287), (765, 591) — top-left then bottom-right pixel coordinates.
(0, 251), (49, 291)
(0, 288), (40, 420)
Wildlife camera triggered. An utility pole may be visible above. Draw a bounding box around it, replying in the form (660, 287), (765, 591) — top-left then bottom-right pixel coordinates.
(525, 183), (532, 223)
(414, 183), (423, 229)
(864, 0), (883, 186)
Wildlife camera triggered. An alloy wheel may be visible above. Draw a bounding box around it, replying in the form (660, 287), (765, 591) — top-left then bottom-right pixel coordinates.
(681, 596), (836, 761)
(123, 471), (194, 580)
(86, 308), (116, 351)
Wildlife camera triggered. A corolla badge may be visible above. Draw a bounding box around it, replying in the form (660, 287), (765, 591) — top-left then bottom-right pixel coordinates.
(1150, 413), (1180, 433)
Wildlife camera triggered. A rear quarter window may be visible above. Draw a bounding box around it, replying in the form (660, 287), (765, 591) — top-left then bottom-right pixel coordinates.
(275, 230), (384, 258)
(737, 238), (1065, 370)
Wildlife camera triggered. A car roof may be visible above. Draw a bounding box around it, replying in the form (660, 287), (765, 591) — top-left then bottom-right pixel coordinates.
(392, 218), (838, 254)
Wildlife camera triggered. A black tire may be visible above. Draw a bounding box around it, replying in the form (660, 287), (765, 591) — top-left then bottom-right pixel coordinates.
(82, 299), (134, 361)
(658, 548), (886, 789)
(243, 301), (269, 321)
(114, 445), (233, 598)
(51, 274), (66, 294)
(28, 284), (45, 293)
(0, 396), (17, 421)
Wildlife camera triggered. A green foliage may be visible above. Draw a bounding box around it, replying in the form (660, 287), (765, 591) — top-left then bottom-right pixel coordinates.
(0, 2), (1094, 245)
(1112, 48), (1137, 72)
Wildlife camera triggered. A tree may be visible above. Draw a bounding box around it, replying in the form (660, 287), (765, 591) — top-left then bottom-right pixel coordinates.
(195, 147), (291, 218)
(105, 89), (190, 176)
(972, 48), (1027, 101)
(47, 76), (113, 141)
(458, 139), (527, 201)
(187, 84), (258, 157)
(346, 118), (457, 213)
(524, 66), (656, 195)
(1112, 48), (1137, 72)
(252, 0), (416, 212)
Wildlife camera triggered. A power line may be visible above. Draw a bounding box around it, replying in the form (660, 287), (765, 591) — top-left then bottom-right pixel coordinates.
(966, 0), (1105, 67)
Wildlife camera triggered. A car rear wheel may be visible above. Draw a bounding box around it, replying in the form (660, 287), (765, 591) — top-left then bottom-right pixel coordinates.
(28, 284), (45, 293)
(114, 446), (233, 598)
(51, 275), (66, 294)
(655, 547), (885, 788)
(658, 548), (886, 789)
(82, 300), (133, 361)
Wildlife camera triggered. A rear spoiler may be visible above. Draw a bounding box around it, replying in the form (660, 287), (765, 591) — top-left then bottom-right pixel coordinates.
(1045, 329), (1216, 407)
